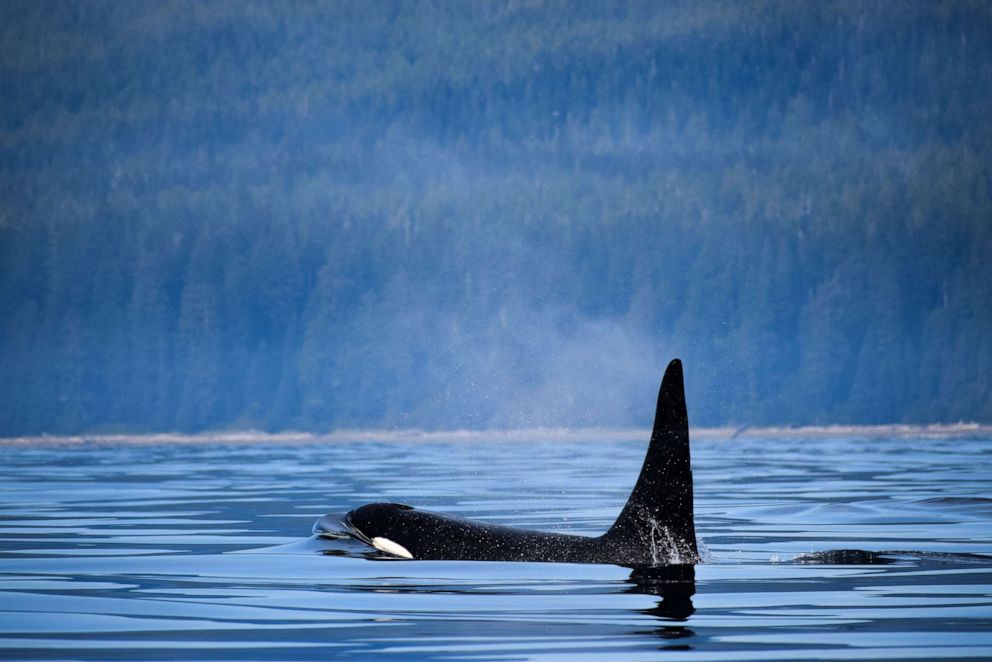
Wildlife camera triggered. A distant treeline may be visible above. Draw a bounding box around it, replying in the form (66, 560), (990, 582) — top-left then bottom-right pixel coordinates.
(1, 1), (990, 435)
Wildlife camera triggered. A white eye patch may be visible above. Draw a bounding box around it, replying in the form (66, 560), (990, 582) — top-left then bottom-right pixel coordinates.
(371, 536), (414, 559)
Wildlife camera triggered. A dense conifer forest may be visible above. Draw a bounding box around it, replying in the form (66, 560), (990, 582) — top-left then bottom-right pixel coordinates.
(1, 1), (990, 435)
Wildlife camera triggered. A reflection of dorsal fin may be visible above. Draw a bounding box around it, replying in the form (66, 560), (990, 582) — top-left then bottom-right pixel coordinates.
(602, 359), (698, 563)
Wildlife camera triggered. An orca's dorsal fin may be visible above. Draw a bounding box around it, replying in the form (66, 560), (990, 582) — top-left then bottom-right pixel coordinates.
(602, 359), (699, 563)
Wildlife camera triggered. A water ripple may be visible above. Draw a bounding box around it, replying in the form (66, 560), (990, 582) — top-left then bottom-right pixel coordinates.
(0, 435), (990, 659)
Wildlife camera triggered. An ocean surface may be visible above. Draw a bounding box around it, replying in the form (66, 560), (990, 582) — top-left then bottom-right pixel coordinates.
(0, 433), (990, 660)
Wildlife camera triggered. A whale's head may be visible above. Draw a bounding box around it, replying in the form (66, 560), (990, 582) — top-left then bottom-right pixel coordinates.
(345, 502), (420, 559)
(345, 502), (497, 560)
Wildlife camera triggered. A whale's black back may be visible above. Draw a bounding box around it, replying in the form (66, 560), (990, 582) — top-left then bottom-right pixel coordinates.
(324, 358), (699, 566)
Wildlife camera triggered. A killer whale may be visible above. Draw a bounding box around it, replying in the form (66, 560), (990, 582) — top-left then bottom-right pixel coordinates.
(315, 359), (699, 566)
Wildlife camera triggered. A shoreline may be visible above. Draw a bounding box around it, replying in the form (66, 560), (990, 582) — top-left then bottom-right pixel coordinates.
(1, 422), (989, 446)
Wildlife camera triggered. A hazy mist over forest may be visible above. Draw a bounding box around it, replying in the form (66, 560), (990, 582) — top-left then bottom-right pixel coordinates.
(1, 1), (990, 435)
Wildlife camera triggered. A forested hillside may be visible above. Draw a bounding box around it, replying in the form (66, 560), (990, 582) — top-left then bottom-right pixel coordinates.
(1, 1), (990, 434)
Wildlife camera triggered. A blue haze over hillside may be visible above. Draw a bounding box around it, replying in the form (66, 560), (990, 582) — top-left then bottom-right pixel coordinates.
(0, 1), (990, 434)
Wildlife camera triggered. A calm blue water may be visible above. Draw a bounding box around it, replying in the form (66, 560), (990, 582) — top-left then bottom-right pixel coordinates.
(1, 435), (990, 660)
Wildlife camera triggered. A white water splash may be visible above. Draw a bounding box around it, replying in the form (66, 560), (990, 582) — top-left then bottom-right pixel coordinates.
(646, 518), (694, 565)
(697, 536), (716, 563)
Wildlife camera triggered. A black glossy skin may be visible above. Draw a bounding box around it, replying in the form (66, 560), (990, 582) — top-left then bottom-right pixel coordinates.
(346, 503), (635, 563)
(322, 359), (699, 567)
